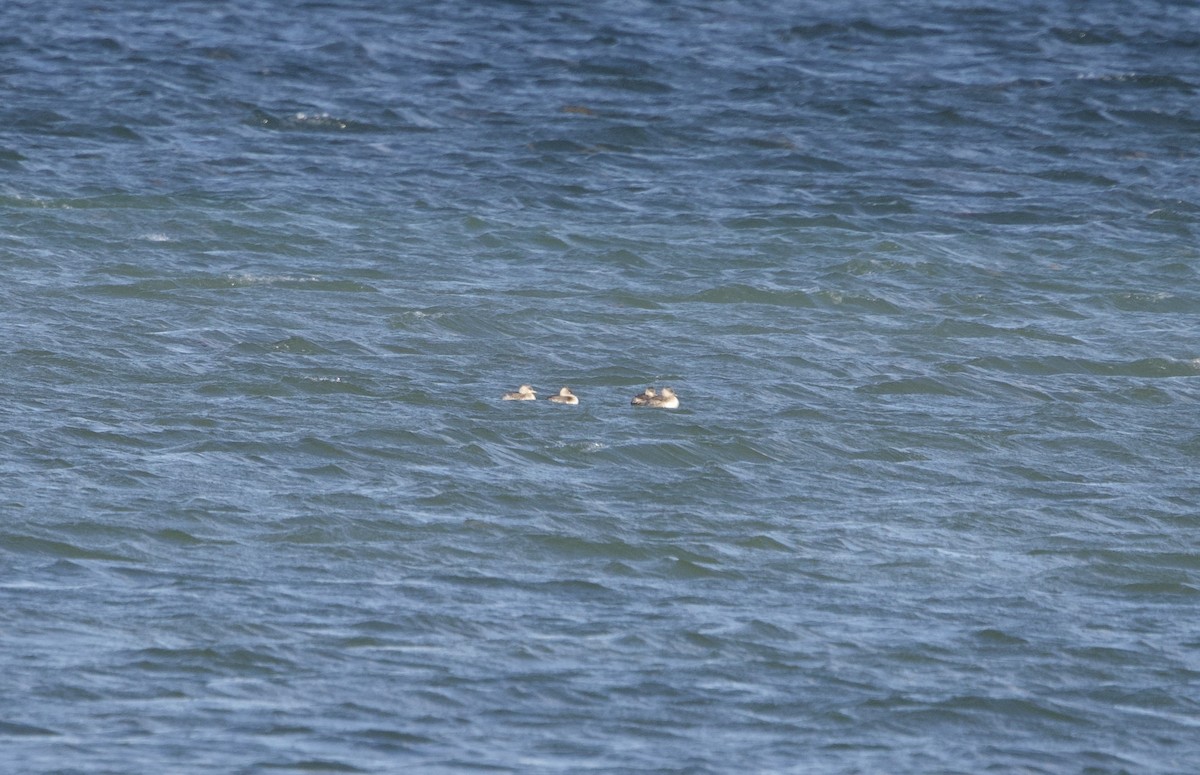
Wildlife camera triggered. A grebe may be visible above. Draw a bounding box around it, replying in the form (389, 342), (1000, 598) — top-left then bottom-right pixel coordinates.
(630, 387), (656, 406)
(547, 386), (579, 405)
(502, 384), (537, 400)
(642, 386), (679, 409)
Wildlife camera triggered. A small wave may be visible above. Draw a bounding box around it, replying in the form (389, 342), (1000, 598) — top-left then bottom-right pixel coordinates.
(0, 721), (59, 737)
(3, 532), (136, 563)
(247, 110), (380, 133)
(858, 376), (967, 397)
(1054, 27), (1123, 46)
(927, 319), (1084, 345)
(1075, 72), (1196, 90)
(127, 645), (295, 676)
(282, 374), (373, 396)
(783, 19), (937, 42)
(969, 355), (1200, 379)
(812, 289), (904, 314)
(688, 283), (815, 307)
(225, 274), (378, 292)
(1109, 108), (1200, 132)
(268, 336), (328, 355)
(87, 274), (377, 298)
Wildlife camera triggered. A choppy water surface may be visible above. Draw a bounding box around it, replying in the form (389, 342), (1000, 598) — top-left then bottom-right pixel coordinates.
(3, 1), (1199, 772)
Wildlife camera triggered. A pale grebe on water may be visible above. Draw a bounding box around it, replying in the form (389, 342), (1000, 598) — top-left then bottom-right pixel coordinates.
(502, 384), (537, 400)
(547, 386), (579, 405)
(630, 387), (656, 406)
(641, 386), (679, 409)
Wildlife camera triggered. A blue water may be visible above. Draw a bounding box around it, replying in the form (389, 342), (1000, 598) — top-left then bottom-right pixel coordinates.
(3, 1), (1200, 772)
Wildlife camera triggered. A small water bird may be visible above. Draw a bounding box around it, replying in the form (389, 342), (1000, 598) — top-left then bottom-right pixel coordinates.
(547, 387), (579, 405)
(630, 387), (656, 406)
(641, 386), (679, 409)
(502, 384), (537, 401)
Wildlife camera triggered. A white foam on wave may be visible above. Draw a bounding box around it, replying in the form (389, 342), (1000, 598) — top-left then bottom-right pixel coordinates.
(292, 112), (350, 129)
(226, 273), (321, 286)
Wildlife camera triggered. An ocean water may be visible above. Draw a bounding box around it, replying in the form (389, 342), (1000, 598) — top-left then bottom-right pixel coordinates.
(3, 0), (1199, 772)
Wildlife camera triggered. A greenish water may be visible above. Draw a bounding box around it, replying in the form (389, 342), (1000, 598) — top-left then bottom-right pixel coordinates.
(2, 1), (1199, 772)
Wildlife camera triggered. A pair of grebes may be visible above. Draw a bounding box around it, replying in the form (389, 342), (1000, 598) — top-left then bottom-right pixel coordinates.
(502, 384), (679, 409)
